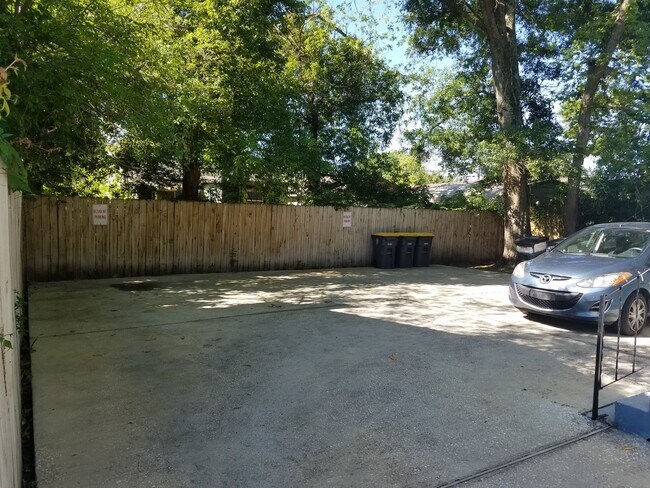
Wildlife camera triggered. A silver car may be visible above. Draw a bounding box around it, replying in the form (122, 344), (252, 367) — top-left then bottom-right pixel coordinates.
(509, 223), (650, 335)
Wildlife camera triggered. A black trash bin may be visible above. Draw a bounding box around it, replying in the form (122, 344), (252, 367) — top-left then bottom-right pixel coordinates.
(396, 236), (417, 268)
(371, 234), (399, 268)
(414, 235), (434, 267)
(515, 236), (548, 262)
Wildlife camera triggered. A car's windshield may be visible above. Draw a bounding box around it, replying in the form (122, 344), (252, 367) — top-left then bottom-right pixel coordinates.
(555, 227), (650, 258)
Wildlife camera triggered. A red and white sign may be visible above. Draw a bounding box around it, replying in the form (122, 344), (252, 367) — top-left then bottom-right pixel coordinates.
(92, 204), (109, 226)
(342, 210), (352, 228)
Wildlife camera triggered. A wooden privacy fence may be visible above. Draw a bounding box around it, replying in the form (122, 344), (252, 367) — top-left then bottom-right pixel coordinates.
(23, 197), (504, 282)
(0, 169), (24, 488)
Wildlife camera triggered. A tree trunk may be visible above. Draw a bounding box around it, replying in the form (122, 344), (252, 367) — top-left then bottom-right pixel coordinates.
(564, 0), (634, 235)
(181, 160), (201, 201)
(480, 0), (529, 261)
(219, 151), (247, 203)
(305, 97), (325, 195)
(14, 0), (33, 15)
(503, 159), (530, 259)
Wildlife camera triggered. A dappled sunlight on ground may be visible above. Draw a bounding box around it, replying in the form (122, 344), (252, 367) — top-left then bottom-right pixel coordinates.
(320, 276), (650, 404)
(29, 265), (650, 487)
(30, 265), (650, 405)
(185, 282), (351, 309)
(154, 267), (650, 404)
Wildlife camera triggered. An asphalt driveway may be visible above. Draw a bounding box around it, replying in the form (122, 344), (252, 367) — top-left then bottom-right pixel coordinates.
(29, 266), (650, 487)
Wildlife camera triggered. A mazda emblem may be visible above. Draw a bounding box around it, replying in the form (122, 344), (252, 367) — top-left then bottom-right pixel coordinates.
(540, 275), (552, 284)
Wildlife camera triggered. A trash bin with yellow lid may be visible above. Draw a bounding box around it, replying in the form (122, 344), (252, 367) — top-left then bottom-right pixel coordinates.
(371, 232), (434, 268)
(371, 233), (399, 268)
(395, 236), (416, 267)
(414, 233), (435, 267)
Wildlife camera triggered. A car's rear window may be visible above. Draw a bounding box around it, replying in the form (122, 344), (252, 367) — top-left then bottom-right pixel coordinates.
(555, 228), (650, 258)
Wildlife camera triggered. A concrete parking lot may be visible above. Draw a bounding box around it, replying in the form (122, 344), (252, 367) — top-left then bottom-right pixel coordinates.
(29, 266), (650, 487)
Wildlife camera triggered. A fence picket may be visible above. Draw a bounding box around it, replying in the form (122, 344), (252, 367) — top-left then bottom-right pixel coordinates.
(23, 197), (504, 281)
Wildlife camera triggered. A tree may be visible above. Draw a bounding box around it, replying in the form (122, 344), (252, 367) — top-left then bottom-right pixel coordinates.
(0, 57), (29, 192)
(404, 1), (648, 235)
(281, 5), (407, 206)
(565, 0), (636, 234)
(2, 1), (424, 207)
(407, 68), (502, 181)
(578, 66), (650, 225)
(125, 0), (309, 202)
(2, 1), (313, 200)
(553, 0), (646, 233)
(0, 0), (165, 193)
(382, 151), (444, 187)
(404, 1), (534, 260)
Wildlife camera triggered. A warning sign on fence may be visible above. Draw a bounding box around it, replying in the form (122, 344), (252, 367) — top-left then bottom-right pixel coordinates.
(92, 204), (109, 226)
(342, 210), (352, 228)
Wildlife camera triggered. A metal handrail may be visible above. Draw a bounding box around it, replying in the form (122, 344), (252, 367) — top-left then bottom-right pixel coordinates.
(591, 266), (649, 420)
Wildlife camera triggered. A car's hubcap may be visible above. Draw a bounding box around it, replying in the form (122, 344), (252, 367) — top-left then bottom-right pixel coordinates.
(628, 298), (647, 331)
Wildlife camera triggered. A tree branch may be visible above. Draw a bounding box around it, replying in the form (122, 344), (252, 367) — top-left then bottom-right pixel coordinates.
(576, 0), (634, 149)
(307, 13), (348, 38)
(564, 0), (635, 234)
(441, 0), (483, 29)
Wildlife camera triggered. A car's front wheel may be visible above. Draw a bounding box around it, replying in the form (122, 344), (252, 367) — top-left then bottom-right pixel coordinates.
(620, 292), (647, 336)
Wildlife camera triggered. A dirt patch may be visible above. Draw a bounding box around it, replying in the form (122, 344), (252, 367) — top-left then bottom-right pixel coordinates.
(110, 281), (161, 292)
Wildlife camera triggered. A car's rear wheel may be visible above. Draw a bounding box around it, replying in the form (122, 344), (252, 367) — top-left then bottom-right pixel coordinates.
(619, 292), (647, 336)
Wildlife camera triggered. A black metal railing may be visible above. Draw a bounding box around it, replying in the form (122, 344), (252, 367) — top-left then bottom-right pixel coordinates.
(591, 267), (649, 420)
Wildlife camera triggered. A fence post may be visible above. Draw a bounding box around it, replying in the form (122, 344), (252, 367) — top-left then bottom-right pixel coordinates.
(591, 294), (606, 420)
(0, 166), (23, 488)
